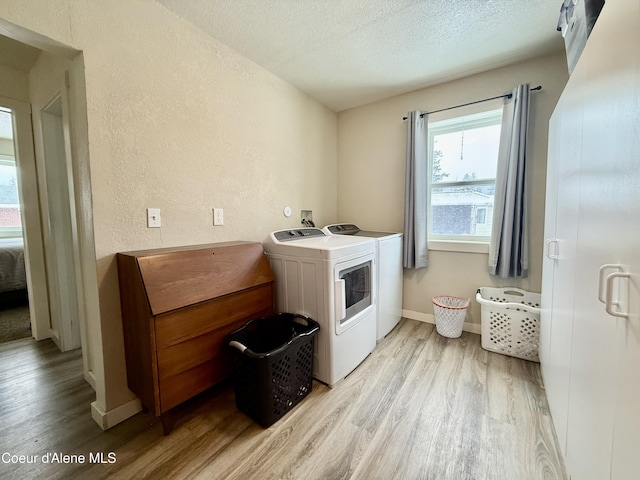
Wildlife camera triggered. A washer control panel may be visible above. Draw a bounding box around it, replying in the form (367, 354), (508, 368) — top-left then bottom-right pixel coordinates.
(326, 224), (360, 235)
(273, 228), (326, 242)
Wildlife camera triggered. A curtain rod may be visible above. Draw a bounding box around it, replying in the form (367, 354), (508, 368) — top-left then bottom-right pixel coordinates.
(402, 85), (542, 120)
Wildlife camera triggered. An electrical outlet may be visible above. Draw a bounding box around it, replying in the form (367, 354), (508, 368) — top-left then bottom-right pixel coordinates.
(213, 208), (224, 226)
(147, 208), (161, 228)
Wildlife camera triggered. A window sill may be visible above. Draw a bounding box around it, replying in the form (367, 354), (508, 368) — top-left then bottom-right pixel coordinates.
(428, 241), (490, 254)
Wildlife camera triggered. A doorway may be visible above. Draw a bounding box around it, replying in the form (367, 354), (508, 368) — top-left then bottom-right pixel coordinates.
(0, 24), (110, 429)
(0, 106), (30, 344)
(0, 89), (82, 352)
(0, 39), (90, 353)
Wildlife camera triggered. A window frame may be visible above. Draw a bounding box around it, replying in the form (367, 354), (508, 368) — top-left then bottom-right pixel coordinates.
(426, 107), (502, 248)
(0, 154), (22, 238)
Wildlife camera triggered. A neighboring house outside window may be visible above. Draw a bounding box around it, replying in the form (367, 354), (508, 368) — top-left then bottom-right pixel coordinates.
(427, 108), (502, 244)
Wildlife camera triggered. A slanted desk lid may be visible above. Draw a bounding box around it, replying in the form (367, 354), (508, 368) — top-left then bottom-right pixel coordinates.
(132, 242), (274, 315)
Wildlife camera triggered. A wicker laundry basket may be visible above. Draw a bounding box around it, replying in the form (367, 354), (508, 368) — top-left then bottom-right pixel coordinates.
(432, 296), (469, 338)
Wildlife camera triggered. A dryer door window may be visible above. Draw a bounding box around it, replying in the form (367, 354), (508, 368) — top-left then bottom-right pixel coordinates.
(335, 257), (374, 334)
(342, 263), (371, 317)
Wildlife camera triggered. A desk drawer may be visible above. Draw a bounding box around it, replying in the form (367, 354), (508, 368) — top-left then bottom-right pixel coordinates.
(156, 317), (253, 381)
(155, 285), (273, 348)
(158, 360), (223, 412)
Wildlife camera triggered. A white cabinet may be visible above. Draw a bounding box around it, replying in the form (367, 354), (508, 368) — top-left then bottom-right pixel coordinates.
(541, 1), (640, 479)
(612, 196), (640, 478)
(609, 2), (640, 476)
(540, 71), (583, 458)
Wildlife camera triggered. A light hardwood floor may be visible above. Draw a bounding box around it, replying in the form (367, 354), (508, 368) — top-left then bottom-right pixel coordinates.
(0, 319), (566, 480)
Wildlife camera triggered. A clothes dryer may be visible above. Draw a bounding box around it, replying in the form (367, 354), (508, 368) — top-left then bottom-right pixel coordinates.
(263, 228), (376, 386)
(323, 224), (403, 341)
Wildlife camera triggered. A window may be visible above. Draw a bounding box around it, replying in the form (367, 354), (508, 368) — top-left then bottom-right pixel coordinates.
(476, 207), (487, 225)
(428, 108), (502, 244)
(0, 107), (21, 237)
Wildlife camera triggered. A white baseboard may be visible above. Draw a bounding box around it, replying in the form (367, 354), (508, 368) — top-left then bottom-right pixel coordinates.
(402, 309), (481, 335)
(91, 398), (142, 430)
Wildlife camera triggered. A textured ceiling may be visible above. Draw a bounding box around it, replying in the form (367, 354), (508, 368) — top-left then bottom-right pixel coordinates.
(156, 0), (565, 111)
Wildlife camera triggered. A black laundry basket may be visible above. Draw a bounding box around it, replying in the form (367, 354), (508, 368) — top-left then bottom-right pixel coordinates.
(228, 313), (320, 428)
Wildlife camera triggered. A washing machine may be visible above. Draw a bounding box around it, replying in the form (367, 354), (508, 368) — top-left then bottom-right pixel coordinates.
(323, 224), (403, 341)
(263, 228), (377, 387)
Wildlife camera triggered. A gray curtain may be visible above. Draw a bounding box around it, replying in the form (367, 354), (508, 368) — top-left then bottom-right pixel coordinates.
(403, 111), (428, 269)
(488, 84), (531, 278)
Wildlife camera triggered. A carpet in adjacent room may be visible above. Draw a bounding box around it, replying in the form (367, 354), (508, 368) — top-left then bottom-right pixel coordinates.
(0, 290), (31, 343)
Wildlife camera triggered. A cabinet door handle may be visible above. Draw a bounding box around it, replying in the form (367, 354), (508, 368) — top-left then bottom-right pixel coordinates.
(545, 238), (559, 259)
(599, 264), (624, 303)
(605, 272), (631, 318)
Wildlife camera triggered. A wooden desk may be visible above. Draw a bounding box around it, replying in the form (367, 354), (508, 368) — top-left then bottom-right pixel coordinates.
(116, 241), (274, 433)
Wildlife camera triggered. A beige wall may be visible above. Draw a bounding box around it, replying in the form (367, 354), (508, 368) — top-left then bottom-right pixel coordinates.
(0, 0), (338, 419)
(337, 52), (569, 326)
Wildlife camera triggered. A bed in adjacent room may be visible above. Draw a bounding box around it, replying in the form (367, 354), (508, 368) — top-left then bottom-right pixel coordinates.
(0, 237), (26, 294)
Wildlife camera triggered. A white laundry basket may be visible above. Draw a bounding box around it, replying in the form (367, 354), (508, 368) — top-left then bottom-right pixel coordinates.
(475, 287), (541, 362)
(432, 296), (469, 338)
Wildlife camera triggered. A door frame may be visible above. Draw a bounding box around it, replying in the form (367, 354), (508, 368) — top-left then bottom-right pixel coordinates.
(32, 85), (82, 352)
(0, 95), (51, 340)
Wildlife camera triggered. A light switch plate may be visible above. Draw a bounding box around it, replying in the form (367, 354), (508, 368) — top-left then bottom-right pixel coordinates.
(213, 208), (224, 226)
(147, 208), (161, 228)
